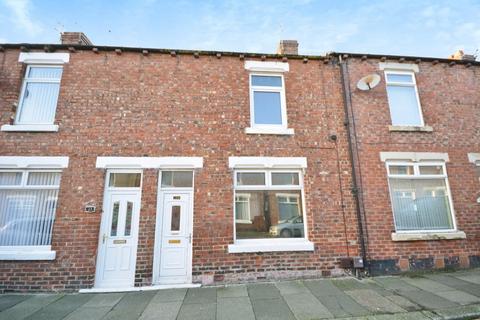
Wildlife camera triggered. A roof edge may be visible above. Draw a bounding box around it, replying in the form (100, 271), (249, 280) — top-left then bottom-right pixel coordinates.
(330, 51), (479, 66)
(0, 44), (478, 66)
(0, 43), (327, 60)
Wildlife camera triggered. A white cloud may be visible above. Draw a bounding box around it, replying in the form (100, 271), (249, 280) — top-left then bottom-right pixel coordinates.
(2, 0), (42, 36)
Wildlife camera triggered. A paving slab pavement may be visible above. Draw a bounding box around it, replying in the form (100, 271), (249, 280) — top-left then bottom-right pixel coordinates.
(403, 277), (480, 305)
(344, 289), (406, 314)
(1, 269), (480, 319)
(0, 295), (31, 312)
(101, 291), (156, 320)
(216, 296), (255, 320)
(424, 273), (480, 297)
(0, 294), (62, 320)
(23, 294), (93, 320)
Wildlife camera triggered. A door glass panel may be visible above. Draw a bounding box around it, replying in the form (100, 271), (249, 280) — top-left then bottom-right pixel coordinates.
(171, 205), (181, 231)
(161, 171), (193, 188)
(109, 173), (141, 188)
(110, 201), (120, 236)
(124, 201), (133, 236)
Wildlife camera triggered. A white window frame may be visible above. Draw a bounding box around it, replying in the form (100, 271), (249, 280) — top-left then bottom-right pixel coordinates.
(235, 193), (251, 224)
(244, 61), (293, 135)
(468, 153), (480, 203)
(385, 160), (457, 233)
(248, 72), (288, 128)
(384, 70), (425, 127)
(2, 64), (65, 132)
(229, 168), (313, 253)
(0, 168), (63, 260)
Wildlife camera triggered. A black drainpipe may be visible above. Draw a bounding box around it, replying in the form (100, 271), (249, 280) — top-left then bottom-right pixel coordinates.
(337, 55), (369, 276)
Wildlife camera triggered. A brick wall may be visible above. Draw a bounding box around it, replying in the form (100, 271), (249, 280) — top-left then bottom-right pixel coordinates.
(345, 58), (480, 274)
(0, 49), (359, 291)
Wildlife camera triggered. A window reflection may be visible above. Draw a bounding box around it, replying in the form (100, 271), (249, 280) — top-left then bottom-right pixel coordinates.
(235, 190), (303, 239)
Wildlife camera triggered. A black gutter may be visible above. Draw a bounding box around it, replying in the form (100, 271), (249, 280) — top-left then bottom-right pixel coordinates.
(337, 55), (369, 276)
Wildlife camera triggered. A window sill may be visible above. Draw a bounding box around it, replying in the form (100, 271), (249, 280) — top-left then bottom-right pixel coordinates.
(245, 127), (294, 135)
(391, 231), (466, 242)
(1, 124), (59, 132)
(228, 240), (314, 253)
(388, 125), (433, 132)
(0, 247), (56, 260)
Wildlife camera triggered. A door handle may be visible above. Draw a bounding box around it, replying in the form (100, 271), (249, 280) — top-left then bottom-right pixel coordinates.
(102, 234), (108, 244)
(188, 234), (192, 244)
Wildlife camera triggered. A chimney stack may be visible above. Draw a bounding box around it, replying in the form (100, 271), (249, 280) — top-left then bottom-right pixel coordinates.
(277, 40), (298, 55)
(60, 32), (93, 46)
(449, 49), (476, 61)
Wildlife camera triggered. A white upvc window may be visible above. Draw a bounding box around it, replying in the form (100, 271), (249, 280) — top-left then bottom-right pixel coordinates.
(229, 168), (313, 252)
(2, 52), (70, 132)
(0, 169), (63, 260)
(385, 161), (457, 232)
(384, 70), (424, 126)
(17, 65), (63, 124)
(249, 73), (287, 127)
(244, 61), (293, 135)
(468, 153), (480, 203)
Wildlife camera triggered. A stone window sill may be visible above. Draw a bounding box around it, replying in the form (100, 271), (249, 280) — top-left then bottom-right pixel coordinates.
(1, 124), (59, 132)
(228, 240), (314, 253)
(245, 127), (294, 135)
(391, 231), (466, 242)
(0, 246), (56, 260)
(388, 125), (433, 132)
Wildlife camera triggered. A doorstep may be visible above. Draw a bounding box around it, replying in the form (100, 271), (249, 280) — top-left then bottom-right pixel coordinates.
(78, 283), (201, 293)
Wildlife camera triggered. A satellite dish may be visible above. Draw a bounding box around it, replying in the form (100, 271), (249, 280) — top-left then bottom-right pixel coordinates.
(357, 74), (381, 90)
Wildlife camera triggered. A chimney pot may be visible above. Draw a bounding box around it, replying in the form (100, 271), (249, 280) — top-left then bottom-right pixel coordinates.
(60, 32), (93, 45)
(449, 49), (476, 61)
(277, 40), (298, 55)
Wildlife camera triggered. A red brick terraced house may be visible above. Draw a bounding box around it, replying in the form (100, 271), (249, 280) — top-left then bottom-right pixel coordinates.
(0, 33), (478, 292)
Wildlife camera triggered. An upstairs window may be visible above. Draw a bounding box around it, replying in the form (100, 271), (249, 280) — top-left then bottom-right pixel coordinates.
(249, 74), (287, 128)
(385, 70), (424, 126)
(386, 161), (456, 232)
(16, 65), (63, 125)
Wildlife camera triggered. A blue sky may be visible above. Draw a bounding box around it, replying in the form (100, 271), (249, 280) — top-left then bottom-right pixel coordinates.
(1, 0), (479, 58)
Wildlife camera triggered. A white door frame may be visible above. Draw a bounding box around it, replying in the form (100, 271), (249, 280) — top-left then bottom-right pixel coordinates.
(152, 170), (195, 285)
(94, 169), (143, 289)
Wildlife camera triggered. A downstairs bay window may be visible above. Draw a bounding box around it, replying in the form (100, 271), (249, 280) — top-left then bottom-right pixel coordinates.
(227, 158), (313, 253)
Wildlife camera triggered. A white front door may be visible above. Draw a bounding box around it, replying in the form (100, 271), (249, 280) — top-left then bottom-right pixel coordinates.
(156, 192), (193, 284)
(95, 191), (141, 288)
